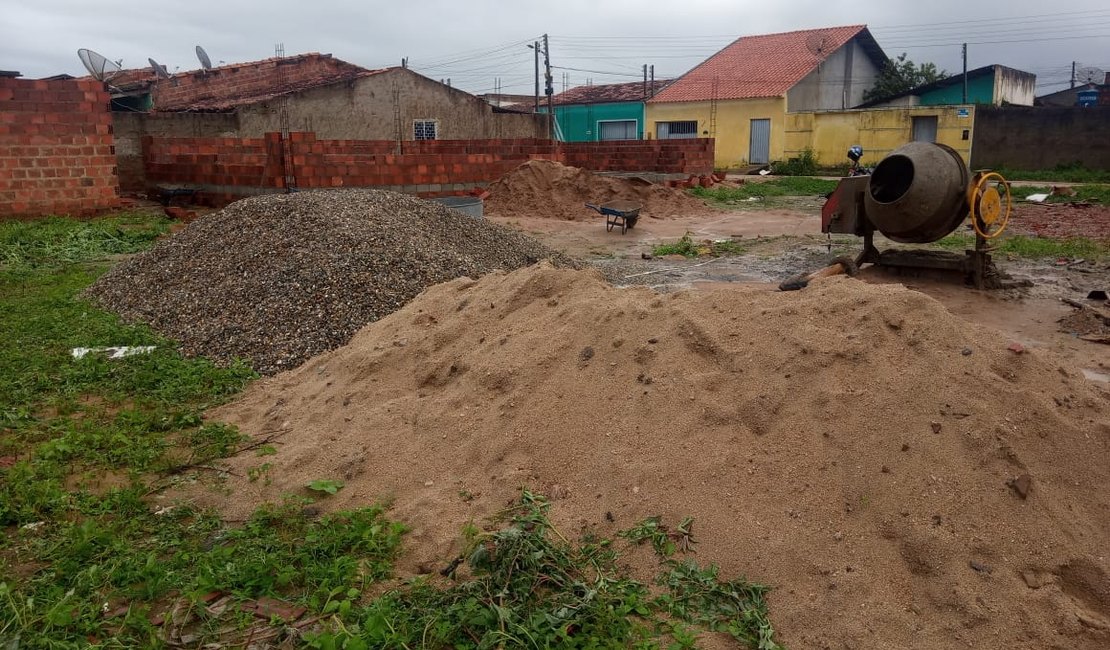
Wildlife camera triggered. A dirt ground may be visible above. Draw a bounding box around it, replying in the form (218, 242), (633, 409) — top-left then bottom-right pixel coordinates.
(486, 202), (1110, 388)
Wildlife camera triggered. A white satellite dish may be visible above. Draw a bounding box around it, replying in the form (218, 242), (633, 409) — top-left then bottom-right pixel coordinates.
(196, 45), (213, 70)
(1076, 66), (1106, 86)
(77, 48), (122, 81)
(148, 57), (171, 79)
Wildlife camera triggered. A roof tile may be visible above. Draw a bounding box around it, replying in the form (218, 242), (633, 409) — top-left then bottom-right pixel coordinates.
(649, 25), (869, 103)
(153, 53), (388, 112)
(552, 79), (673, 105)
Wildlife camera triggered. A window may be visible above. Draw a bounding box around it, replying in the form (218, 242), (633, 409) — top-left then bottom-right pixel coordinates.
(598, 120), (637, 141)
(413, 120), (438, 140)
(656, 121), (698, 139)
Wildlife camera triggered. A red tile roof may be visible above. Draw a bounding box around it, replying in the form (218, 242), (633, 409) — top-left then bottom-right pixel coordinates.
(649, 25), (881, 103)
(552, 79), (673, 105)
(147, 53), (388, 112)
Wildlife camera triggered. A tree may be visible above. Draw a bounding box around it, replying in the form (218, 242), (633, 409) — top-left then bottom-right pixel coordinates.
(863, 53), (946, 102)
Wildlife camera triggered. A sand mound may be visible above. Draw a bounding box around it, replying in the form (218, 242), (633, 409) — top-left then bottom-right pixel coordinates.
(85, 190), (572, 374)
(485, 159), (711, 221)
(198, 265), (1110, 648)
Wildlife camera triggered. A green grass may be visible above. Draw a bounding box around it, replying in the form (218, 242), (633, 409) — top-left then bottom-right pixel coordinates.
(653, 233), (748, 258)
(0, 215), (782, 648)
(1009, 184), (1110, 205)
(690, 177), (838, 207)
(996, 165), (1110, 184)
(933, 233), (1110, 259)
(0, 213), (171, 271)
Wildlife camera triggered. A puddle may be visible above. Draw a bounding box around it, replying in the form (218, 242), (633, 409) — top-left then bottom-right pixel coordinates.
(1082, 369), (1110, 383)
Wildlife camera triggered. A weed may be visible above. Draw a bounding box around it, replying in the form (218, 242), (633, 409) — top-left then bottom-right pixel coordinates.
(304, 492), (779, 649)
(657, 560), (778, 649)
(653, 232), (748, 258)
(248, 462), (273, 483)
(307, 479), (346, 495)
(622, 516), (679, 557)
(772, 148), (819, 176)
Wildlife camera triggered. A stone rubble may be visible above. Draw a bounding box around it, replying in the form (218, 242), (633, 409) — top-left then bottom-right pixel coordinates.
(86, 189), (573, 373)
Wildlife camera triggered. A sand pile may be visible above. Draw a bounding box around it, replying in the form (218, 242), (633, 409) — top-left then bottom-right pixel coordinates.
(485, 159), (711, 220)
(86, 190), (571, 373)
(199, 265), (1110, 649)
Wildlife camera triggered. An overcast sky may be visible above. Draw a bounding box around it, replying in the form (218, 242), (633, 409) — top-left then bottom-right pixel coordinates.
(3, 1), (1108, 97)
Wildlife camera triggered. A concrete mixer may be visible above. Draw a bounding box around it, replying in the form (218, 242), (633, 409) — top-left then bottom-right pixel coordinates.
(819, 142), (1013, 289)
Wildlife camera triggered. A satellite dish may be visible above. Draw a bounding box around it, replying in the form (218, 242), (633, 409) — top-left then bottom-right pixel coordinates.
(805, 34), (831, 59)
(1076, 66), (1106, 85)
(195, 45), (213, 70)
(148, 57), (170, 79)
(77, 48), (122, 81)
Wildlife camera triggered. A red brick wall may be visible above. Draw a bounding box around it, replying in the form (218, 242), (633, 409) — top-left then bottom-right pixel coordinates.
(142, 135), (275, 205)
(283, 133), (559, 191)
(562, 139), (713, 174)
(140, 132), (714, 206)
(0, 77), (120, 218)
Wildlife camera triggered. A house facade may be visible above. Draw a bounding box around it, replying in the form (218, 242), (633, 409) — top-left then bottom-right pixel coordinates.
(544, 80), (670, 142)
(860, 65), (1036, 108)
(646, 26), (887, 168)
(108, 53), (548, 191)
(1037, 76), (1109, 107)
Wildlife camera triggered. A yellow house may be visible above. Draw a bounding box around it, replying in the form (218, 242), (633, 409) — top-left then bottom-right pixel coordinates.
(646, 25), (888, 169)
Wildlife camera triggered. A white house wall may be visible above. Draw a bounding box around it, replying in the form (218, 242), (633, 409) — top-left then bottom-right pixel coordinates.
(786, 40), (881, 112)
(993, 68), (1036, 106)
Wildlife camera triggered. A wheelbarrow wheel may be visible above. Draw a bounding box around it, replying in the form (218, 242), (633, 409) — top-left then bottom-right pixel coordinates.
(627, 216), (638, 229)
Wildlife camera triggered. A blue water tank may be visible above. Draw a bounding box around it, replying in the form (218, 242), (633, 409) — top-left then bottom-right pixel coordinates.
(1077, 89), (1099, 107)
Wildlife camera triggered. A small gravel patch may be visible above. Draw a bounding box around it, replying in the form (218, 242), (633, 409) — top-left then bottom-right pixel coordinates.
(86, 190), (573, 374)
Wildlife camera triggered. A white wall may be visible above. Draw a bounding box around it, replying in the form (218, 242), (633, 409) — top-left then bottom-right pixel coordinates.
(787, 39), (882, 111)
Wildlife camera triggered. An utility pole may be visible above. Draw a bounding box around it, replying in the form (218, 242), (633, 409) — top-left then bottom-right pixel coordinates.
(650, 65), (655, 97)
(961, 43), (968, 103)
(1071, 61), (1077, 89)
(643, 64), (648, 98)
(533, 41), (540, 113)
(543, 33), (554, 139)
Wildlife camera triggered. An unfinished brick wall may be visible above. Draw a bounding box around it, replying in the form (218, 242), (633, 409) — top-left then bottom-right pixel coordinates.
(142, 135), (276, 205)
(141, 132), (714, 206)
(0, 77), (120, 218)
(562, 140), (714, 175)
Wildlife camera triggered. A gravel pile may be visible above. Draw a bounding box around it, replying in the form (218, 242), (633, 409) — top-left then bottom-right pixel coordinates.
(86, 190), (573, 373)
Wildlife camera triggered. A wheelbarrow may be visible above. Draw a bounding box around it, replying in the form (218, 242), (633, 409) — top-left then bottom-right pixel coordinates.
(585, 200), (642, 234)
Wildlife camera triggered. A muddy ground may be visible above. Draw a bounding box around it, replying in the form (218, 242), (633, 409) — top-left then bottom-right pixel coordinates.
(486, 199), (1110, 388)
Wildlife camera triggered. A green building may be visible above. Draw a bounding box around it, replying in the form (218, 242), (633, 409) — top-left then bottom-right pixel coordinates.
(859, 65), (1036, 108)
(543, 79), (670, 142)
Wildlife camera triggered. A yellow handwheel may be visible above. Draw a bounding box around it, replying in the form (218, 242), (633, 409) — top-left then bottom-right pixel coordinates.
(970, 172), (1011, 239)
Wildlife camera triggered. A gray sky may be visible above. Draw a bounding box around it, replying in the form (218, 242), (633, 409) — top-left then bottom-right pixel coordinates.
(3, 1), (1108, 97)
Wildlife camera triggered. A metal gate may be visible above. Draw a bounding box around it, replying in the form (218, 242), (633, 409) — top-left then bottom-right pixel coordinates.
(749, 118), (771, 164)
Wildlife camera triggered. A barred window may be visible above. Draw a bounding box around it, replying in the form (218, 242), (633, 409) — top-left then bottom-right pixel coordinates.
(414, 120), (438, 140)
(656, 121), (698, 139)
